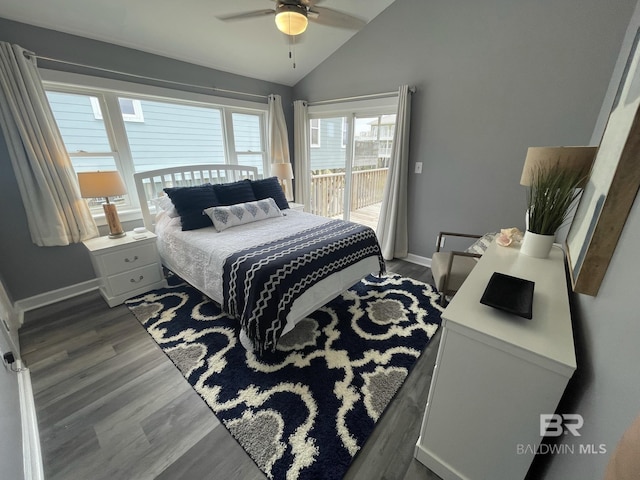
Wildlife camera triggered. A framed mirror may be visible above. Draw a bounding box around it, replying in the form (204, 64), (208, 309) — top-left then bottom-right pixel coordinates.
(565, 28), (640, 296)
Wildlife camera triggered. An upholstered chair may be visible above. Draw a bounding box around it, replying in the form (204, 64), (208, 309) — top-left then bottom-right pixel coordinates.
(431, 232), (496, 306)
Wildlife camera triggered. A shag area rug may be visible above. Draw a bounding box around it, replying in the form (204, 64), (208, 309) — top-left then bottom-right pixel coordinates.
(125, 272), (443, 480)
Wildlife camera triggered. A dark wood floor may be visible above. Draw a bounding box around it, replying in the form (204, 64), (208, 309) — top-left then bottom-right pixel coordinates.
(19, 259), (442, 480)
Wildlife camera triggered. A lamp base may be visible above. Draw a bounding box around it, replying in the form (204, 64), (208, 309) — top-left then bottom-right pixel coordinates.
(103, 203), (125, 239)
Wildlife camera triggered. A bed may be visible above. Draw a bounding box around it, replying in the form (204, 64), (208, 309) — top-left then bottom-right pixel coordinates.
(134, 164), (384, 353)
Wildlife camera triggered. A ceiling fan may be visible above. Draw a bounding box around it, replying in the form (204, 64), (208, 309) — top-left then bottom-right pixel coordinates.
(217, 0), (367, 36)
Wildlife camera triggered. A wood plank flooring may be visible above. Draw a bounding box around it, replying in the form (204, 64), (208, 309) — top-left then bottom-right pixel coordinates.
(19, 259), (442, 480)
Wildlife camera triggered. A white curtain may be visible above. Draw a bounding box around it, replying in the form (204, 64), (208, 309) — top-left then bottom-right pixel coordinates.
(0, 43), (98, 246)
(293, 100), (310, 209)
(267, 94), (294, 200)
(376, 85), (412, 260)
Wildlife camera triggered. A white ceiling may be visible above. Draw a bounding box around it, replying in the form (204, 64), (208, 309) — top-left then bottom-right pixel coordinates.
(0, 0), (395, 86)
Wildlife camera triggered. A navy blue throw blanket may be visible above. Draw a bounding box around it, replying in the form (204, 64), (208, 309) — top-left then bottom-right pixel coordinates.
(222, 220), (385, 352)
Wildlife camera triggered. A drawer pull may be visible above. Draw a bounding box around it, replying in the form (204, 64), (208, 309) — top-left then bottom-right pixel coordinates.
(124, 256), (139, 263)
(130, 275), (144, 284)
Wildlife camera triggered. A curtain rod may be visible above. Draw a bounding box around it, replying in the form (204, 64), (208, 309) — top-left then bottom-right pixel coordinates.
(307, 86), (415, 106)
(23, 51), (269, 101)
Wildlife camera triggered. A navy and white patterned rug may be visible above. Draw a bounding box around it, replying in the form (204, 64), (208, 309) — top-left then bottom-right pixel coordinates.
(125, 272), (443, 480)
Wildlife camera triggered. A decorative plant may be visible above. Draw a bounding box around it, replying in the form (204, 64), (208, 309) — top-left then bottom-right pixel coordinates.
(526, 163), (587, 235)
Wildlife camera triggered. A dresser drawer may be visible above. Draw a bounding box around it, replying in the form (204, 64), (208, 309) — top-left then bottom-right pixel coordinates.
(106, 264), (163, 297)
(101, 244), (158, 276)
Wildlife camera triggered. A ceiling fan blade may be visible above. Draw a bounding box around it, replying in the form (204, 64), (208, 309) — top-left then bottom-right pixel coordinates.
(308, 6), (366, 30)
(300, 0), (326, 6)
(217, 9), (275, 22)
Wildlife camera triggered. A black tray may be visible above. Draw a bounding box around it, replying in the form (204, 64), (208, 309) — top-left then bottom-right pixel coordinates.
(480, 272), (535, 319)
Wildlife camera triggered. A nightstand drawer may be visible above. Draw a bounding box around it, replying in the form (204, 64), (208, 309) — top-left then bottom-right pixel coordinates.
(101, 244), (158, 276)
(107, 264), (163, 297)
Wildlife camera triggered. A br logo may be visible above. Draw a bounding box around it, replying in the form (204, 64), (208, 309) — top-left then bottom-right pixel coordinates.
(540, 414), (584, 437)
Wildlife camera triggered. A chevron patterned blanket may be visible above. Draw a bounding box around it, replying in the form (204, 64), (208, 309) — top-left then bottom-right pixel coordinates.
(222, 219), (385, 353)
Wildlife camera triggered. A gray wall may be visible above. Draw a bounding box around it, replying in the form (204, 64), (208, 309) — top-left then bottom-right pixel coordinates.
(295, 1), (640, 478)
(0, 17), (293, 301)
(294, 0), (635, 258)
(540, 4), (640, 478)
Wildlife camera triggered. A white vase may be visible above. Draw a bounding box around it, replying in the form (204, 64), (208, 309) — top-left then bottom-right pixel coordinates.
(520, 230), (555, 258)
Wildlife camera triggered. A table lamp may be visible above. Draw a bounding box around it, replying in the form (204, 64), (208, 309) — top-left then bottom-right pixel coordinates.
(271, 162), (294, 200)
(78, 171), (127, 238)
(520, 146), (597, 188)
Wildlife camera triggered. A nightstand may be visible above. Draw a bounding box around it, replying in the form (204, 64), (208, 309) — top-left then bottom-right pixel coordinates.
(83, 231), (167, 307)
(289, 202), (304, 211)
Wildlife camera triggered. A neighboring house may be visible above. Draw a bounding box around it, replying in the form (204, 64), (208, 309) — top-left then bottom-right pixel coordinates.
(310, 115), (396, 172)
(46, 91), (263, 173)
(310, 117), (346, 171)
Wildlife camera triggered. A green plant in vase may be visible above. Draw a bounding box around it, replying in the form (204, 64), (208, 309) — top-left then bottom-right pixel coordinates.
(521, 164), (588, 257)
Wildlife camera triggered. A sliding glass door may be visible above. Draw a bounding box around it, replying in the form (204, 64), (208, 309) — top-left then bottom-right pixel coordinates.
(308, 112), (396, 229)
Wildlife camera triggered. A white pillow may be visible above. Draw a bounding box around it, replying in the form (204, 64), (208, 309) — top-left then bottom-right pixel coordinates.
(204, 198), (282, 232)
(465, 232), (498, 255)
(152, 194), (179, 218)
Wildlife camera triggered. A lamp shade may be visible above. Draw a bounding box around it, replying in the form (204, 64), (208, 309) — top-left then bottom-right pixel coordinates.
(78, 171), (127, 199)
(271, 162), (294, 180)
(520, 146), (597, 187)
(275, 4), (308, 35)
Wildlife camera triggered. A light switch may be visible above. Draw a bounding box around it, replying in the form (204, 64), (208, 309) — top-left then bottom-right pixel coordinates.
(415, 162), (423, 174)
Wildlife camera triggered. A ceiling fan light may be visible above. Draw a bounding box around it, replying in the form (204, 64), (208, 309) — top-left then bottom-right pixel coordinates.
(275, 7), (308, 36)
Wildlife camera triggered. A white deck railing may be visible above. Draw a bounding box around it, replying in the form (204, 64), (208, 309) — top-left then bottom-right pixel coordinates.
(310, 168), (388, 218)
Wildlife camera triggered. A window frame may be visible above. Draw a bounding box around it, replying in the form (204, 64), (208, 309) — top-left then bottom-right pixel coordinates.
(41, 69), (269, 223)
(308, 97), (398, 221)
(341, 117), (348, 149)
(310, 118), (321, 148)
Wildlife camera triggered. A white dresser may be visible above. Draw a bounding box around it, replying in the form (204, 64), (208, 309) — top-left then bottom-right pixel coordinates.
(83, 232), (167, 307)
(415, 242), (576, 480)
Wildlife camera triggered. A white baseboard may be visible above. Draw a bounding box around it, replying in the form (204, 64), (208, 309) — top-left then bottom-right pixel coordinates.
(15, 279), (100, 326)
(414, 441), (466, 480)
(17, 361), (44, 480)
(403, 253), (432, 268)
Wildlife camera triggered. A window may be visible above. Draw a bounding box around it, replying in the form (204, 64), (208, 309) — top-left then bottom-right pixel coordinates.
(342, 118), (348, 149)
(46, 91), (119, 173)
(42, 70), (268, 217)
(231, 112), (266, 174)
(90, 96), (145, 122)
(310, 118), (321, 147)
(118, 98), (145, 122)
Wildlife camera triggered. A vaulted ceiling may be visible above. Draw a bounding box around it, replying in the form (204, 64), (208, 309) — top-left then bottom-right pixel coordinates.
(0, 0), (396, 86)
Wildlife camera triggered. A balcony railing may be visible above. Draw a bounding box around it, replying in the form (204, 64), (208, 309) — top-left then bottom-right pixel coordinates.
(310, 167), (388, 218)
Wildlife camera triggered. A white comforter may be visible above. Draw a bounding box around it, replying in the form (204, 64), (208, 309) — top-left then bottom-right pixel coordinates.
(155, 210), (380, 335)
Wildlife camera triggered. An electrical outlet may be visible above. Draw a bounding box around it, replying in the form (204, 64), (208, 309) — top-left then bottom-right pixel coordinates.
(414, 162), (423, 174)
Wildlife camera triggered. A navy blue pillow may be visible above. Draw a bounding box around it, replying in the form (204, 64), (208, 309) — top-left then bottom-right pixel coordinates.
(164, 184), (219, 231)
(250, 177), (289, 210)
(213, 179), (257, 206)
